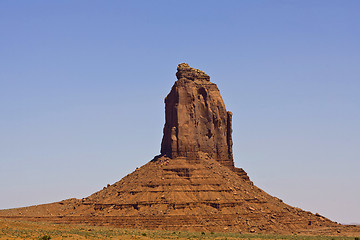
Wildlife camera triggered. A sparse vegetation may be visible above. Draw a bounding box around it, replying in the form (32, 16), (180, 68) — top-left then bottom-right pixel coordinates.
(39, 235), (51, 240)
(0, 218), (359, 240)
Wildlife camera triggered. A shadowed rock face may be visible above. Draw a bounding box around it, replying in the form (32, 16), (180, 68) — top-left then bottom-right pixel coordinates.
(161, 63), (234, 168)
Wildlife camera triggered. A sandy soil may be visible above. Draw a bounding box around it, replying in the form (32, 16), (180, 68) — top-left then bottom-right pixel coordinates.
(1, 218), (359, 240)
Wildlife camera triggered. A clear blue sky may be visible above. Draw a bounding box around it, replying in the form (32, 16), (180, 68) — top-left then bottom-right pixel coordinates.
(1, 1), (359, 224)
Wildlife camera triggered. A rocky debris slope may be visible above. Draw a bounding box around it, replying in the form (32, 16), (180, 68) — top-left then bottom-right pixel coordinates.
(0, 156), (347, 234)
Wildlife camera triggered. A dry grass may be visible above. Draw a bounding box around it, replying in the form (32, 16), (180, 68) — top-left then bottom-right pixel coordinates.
(0, 218), (358, 240)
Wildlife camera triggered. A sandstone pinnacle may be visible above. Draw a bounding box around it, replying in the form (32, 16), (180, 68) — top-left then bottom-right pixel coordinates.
(161, 63), (233, 168)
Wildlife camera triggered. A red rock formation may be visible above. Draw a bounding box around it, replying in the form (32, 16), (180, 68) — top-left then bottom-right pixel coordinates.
(161, 63), (234, 168)
(161, 63), (249, 180)
(1, 63), (357, 236)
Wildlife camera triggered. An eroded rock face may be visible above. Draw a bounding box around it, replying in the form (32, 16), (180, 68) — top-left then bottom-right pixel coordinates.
(161, 63), (234, 168)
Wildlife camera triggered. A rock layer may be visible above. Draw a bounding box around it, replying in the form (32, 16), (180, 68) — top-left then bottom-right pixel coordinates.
(161, 63), (234, 168)
(0, 155), (355, 235)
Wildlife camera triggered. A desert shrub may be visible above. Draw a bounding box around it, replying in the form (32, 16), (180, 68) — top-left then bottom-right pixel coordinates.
(354, 237), (359, 240)
(39, 235), (51, 240)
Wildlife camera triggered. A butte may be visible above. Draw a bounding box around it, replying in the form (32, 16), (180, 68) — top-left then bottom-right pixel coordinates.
(0, 63), (359, 235)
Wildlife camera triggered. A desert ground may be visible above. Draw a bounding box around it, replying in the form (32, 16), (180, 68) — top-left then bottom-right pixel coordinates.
(0, 218), (359, 240)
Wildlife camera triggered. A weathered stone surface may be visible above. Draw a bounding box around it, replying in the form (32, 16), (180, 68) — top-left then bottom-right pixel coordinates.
(0, 155), (349, 234)
(161, 63), (234, 169)
(175, 63), (210, 82)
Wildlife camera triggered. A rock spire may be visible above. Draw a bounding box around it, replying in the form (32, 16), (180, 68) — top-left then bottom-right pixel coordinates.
(161, 63), (234, 168)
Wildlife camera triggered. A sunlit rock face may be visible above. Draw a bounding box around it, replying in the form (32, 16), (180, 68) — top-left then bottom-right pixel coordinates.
(161, 63), (234, 169)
